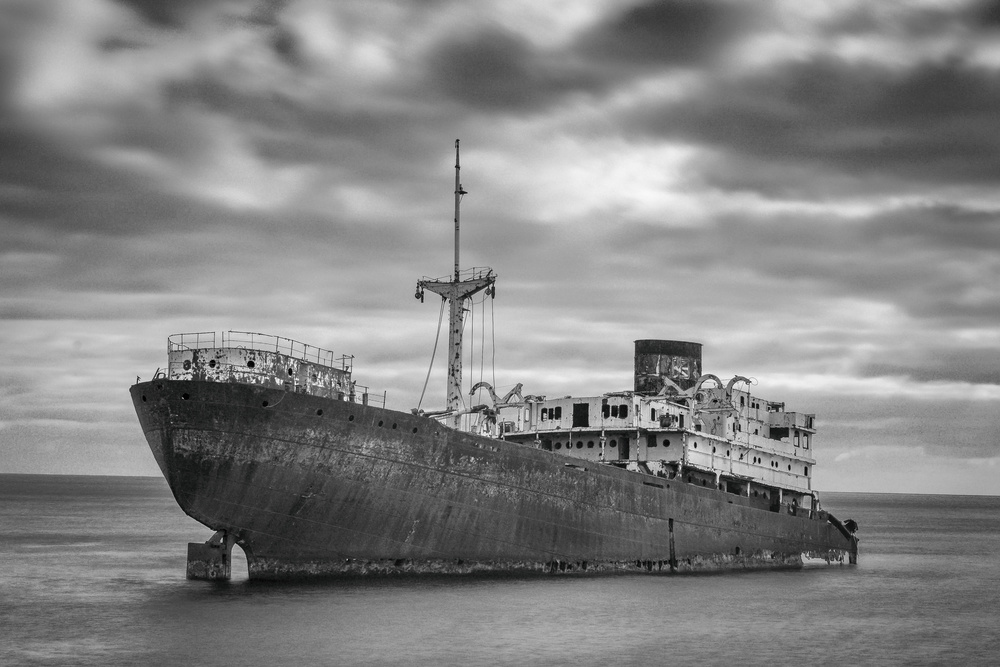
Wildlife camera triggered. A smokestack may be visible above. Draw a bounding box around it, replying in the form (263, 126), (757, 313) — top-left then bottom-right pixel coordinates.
(634, 340), (702, 394)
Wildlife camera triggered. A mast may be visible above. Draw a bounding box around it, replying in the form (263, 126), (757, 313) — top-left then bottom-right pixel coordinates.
(416, 140), (496, 428)
(454, 139), (464, 281)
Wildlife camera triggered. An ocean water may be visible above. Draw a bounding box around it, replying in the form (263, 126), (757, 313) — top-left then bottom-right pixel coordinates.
(1, 475), (998, 666)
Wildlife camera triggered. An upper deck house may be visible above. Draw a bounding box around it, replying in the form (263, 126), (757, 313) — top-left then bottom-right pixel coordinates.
(488, 340), (820, 514)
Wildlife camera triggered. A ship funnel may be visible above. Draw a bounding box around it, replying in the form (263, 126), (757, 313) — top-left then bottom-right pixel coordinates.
(634, 340), (702, 394)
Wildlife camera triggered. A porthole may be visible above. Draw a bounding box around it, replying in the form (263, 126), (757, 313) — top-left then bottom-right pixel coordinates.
(587, 440), (595, 448)
(209, 359), (216, 368)
(316, 409), (323, 416)
(141, 395), (147, 402)
(183, 360), (191, 370)
(247, 360), (255, 369)
(712, 446), (716, 453)
(555, 442), (562, 450)
(609, 440), (617, 448)
(392, 423), (398, 430)
(181, 393), (190, 400)
(287, 368), (294, 376)
(378, 420), (384, 427)
(412, 427), (418, 434)
(348, 415), (355, 422)
(576, 441), (583, 449)
(262, 400), (269, 407)
(804, 466), (809, 476)
(693, 442), (698, 449)
(788, 464), (792, 471)
(726, 450), (730, 457)
(663, 439), (670, 447)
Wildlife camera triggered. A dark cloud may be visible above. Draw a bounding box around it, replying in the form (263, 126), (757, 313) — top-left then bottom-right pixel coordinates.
(112, 0), (215, 29)
(970, 0), (1000, 29)
(0, 122), (212, 236)
(423, 1), (759, 113)
(425, 27), (603, 112)
(604, 199), (1000, 339)
(631, 56), (1000, 193)
(577, 0), (756, 66)
(863, 349), (1000, 386)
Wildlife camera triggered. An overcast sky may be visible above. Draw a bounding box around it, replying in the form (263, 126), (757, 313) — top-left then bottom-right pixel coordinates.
(2, 0), (999, 495)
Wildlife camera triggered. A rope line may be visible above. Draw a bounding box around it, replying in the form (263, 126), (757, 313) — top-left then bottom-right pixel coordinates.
(417, 297), (447, 411)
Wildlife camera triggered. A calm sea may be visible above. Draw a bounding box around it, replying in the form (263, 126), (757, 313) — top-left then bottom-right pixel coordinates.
(1, 474), (998, 666)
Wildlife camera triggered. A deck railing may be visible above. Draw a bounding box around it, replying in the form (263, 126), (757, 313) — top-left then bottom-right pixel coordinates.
(167, 331), (352, 372)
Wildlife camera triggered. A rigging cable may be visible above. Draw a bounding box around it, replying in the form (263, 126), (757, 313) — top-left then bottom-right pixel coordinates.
(490, 291), (496, 391)
(478, 291), (486, 394)
(417, 297), (447, 411)
(468, 295), (475, 405)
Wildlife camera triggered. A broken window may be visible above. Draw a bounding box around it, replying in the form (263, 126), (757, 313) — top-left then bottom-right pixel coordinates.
(572, 403), (589, 428)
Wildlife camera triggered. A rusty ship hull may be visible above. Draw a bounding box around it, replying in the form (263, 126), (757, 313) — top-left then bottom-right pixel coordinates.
(131, 378), (857, 579)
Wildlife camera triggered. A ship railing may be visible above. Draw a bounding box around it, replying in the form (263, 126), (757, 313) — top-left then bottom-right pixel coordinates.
(167, 331), (217, 352)
(419, 266), (495, 284)
(223, 331), (352, 371)
(351, 385), (386, 408)
(168, 331), (352, 372)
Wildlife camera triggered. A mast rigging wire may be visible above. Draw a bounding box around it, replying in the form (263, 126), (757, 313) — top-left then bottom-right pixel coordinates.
(417, 297), (447, 411)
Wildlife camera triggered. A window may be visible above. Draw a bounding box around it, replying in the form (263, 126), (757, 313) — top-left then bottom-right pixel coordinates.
(541, 408), (548, 421)
(602, 404), (610, 419)
(554, 407), (562, 419)
(651, 408), (657, 421)
(572, 403), (589, 428)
